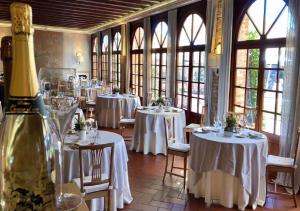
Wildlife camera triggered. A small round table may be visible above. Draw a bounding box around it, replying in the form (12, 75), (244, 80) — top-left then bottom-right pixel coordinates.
(131, 107), (186, 155)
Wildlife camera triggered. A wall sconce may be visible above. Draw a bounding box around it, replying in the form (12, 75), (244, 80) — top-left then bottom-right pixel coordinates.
(75, 51), (83, 64)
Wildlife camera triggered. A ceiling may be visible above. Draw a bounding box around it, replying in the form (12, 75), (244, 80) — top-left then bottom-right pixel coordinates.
(0, 0), (165, 30)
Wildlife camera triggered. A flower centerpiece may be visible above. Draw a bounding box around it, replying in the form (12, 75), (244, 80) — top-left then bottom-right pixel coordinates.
(112, 87), (120, 95)
(156, 97), (165, 110)
(74, 117), (87, 140)
(224, 114), (237, 137)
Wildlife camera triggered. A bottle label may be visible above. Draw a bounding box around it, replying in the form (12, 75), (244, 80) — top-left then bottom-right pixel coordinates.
(5, 94), (47, 116)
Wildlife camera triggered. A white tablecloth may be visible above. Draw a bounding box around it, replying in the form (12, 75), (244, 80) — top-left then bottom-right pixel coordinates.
(130, 107), (186, 155)
(96, 94), (141, 128)
(188, 130), (268, 210)
(85, 87), (101, 102)
(61, 130), (133, 211)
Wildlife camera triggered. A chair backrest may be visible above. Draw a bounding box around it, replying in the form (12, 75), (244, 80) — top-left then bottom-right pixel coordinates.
(293, 128), (300, 166)
(78, 143), (115, 193)
(164, 116), (176, 147)
(200, 105), (208, 126)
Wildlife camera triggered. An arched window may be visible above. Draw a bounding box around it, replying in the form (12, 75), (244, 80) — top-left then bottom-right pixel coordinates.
(131, 27), (144, 97)
(151, 21), (168, 98)
(176, 13), (206, 115)
(112, 32), (121, 88)
(231, 0), (288, 136)
(91, 35), (98, 79)
(101, 35), (109, 82)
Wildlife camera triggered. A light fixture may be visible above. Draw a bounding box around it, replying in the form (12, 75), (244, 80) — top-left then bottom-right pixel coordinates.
(75, 51), (83, 64)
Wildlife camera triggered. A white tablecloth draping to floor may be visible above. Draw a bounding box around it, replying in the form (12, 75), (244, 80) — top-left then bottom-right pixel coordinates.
(130, 107), (186, 155)
(60, 130), (133, 211)
(188, 129), (268, 210)
(96, 94), (141, 128)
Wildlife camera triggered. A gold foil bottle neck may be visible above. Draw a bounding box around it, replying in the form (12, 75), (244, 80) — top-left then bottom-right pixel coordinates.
(10, 3), (33, 35)
(9, 2), (39, 98)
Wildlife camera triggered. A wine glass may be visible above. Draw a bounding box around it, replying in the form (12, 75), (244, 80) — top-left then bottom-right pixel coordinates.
(38, 67), (82, 210)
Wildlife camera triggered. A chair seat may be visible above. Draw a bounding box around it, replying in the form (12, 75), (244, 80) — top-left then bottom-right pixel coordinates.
(184, 123), (200, 130)
(119, 118), (135, 124)
(73, 174), (109, 194)
(267, 155), (295, 168)
(86, 101), (96, 106)
(168, 143), (190, 152)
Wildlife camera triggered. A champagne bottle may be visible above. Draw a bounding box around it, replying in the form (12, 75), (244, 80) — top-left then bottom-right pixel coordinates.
(0, 3), (56, 210)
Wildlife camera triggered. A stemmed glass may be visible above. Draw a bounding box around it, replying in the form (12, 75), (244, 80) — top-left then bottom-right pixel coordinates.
(38, 68), (82, 210)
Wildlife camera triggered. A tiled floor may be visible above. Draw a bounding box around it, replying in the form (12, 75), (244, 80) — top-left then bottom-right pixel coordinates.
(100, 128), (300, 211)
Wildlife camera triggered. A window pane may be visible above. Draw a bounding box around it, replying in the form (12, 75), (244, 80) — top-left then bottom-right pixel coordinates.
(246, 89), (257, 108)
(183, 82), (188, 95)
(248, 49), (260, 68)
(234, 88), (245, 106)
(178, 52), (183, 66)
(162, 66), (167, 78)
(200, 68), (205, 83)
(264, 70), (277, 90)
(262, 112), (275, 133)
(193, 67), (199, 82)
(179, 28), (190, 46)
(183, 96), (188, 109)
(275, 115), (281, 135)
(201, 52), (206, 66)
(247, 0), (264, 34)
(183, 67), (189, 81)
(199, 84), (205, 99)
(277, 93), (282, 114)
(267, 6), (288, 39)
(263, 91), (276, 112)
(191, 98), (198, 113)
(177, 67), (182, 80)
(236, 49), (247, 68)
(279, 48), (286, 68)
(193, 52), (200, 66)
(265, 0), (286, 33)
(198, 100), (205, 114)
(192, 83), (198, 98)
(177, 82), (182, 94)
(234, 106), (244, 113)
(184, 52), (190, 66)
(238, 14), (261, 41)
(265, 48), (279, 68)
(162, 53), (167, 65)
(235, 69), (246, 87)
(177, 95), (182, 108)
(278, 70), (284, 91)
(247, 69), (258, 88)
(194, 24), (206, 45)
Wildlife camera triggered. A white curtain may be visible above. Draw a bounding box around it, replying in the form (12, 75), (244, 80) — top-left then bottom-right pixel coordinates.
(204, 0), (216, 125)
(216, 0), (233, 120)
(277, 0), (300, 191)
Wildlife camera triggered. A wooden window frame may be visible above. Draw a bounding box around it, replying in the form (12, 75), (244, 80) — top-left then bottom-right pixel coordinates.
(130, 22), (144, 98)
(151, 19), (168, 98)
(175, 1), (207, 123)
(112, 29), (121, 88)
(101, 33), (109, 82)
(230, 0), (288, 141)
(91, 34), (99, 79)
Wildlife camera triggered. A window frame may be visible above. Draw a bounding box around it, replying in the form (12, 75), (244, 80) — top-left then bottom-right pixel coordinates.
(175, 2), (207, 123)
(100, 33), (109, 82)
(151, 19), (168, 98)
(230, 0), (288, 141)
(130, 22), (144, 98)
(112, 29), (121, 88)
(91, 34), (99, 79)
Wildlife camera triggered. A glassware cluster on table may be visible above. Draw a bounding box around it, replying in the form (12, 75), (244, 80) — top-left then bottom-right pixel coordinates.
(38, 68), (82, 210)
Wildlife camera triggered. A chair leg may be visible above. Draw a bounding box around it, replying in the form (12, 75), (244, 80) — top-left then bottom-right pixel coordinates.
(265, 169), (268, 206)
(163, 154), (169, 184)
(183, 156), (187, 190)
(171, 155), (175, 172)
(108, 190), (111, 211)
(292, 172), (297, 208)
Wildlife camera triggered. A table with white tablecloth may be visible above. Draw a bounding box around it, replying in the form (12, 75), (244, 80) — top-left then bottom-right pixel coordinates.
(96, 94), (141, 128)
(188, 129), (268, 210)
(130, 107), (186, 155)
(61, 130), (133, 211)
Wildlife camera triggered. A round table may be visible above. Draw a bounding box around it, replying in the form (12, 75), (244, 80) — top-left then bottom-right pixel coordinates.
(61, 130), (133, 211)
(96, 94), (141, 128)
(130, 107), (186, 155)
(188, 129), (268, 210)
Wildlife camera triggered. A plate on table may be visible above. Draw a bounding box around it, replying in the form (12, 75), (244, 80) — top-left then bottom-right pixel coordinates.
(235, 134), (247, 138)
(194, 128), (210, 134)
(248, 132), (264, 139)
(202, 126), (218, 133)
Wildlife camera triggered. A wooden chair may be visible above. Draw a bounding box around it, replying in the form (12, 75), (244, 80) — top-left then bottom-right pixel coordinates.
(163, 115), (190, 189)
(118, 109), (137, 141)
(73, 143), (115, 211)
(265, 127), (300, 208)
(183, 105), (207, 143)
